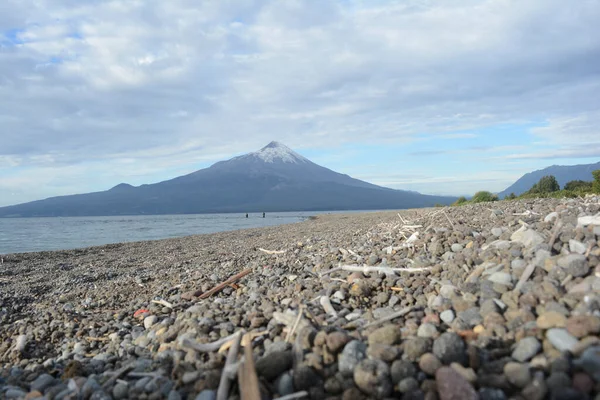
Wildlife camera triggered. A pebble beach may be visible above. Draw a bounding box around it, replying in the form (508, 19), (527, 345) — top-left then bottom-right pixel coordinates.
(1, 197), (600, 400)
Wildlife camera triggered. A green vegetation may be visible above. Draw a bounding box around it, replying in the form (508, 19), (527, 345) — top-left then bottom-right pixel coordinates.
(564, 180), (593, 191)
(452, 196), (468, 206)
(594, 170), (600, 193)
(451, 169), (600, 207)
(471, 191), (499, 203)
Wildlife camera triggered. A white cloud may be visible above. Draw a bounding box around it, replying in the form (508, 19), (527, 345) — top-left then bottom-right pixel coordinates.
(1, 0), (600, 205)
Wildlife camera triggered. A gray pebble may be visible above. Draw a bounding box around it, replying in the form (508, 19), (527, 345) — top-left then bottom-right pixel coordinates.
(391, 359), (417, 384)
(546, 328), (578, 353)
(353, 359), (393, 399)
(112, 382), (129, 400)
(194, 390), (216, 400)
(339, 340), (367, 377)
(433, 332), (465, 365)
(440, 310), (455, 324)
(30, 373), (56, 392)
(512, 337), (541, 362)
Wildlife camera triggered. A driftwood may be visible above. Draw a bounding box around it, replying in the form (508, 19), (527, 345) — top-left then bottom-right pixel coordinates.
(102, 364), (135, 390)
(258, 248), (285, 255)
(319, 296), (337, 318)
(320, 265), (431, 277)
(199, 269), (252, 299)
(277, 392), (309, 400)
(217, 331), (243, 400)
(151, 299), (174, 309)
(361, 306), (415, 329)
(238, 339), (261, 400)
(180, 332), (241, 353)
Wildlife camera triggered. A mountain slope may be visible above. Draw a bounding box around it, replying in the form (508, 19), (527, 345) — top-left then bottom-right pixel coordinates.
(0, 142), (455, 217)
(498, 161), (600, 198)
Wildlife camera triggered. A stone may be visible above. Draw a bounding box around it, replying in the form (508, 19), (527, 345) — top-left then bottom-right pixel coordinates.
(573, 346), (600, 382)
(440, 310), (455, 324)
(566, 315), (600, 338)
(478, 388), (506, 400)
(487, 272), (512, 287)
(397, 377), (419, 393)
(521, 371), (547, 400)
(511, 227), (544, 248)
(339, 340), (367, 377)
(433, 332), (465, 365)
(391, 359), (417, 384)
(112, 383), (129, 400)
(572, 372), (594, 394)
(293, 366), (321, 391)
(457, 307), (483, 327)
(512, 336), (541, 362)
(544, 212), (559, 223)
(275, 372), (295, 396)
(326, 331), (350, 354)
(367, 344), (401, 362)
(537, 311), (567, 329)
(353, 359), (393, 399)
(404, 337), (432, 361)
(568, 240), (587, 255)
(419, 353), (442, 375)
(144, 315), (158, 330)
(194, 390), (216, 400)
(451, 243), (463, 252)
(418, 323), (438, 338)
(435, 366), (478, 400)
(255, 350), (293, 381)
(30, 374), (56, 392)
(546, 328), (579, 353)
(503, 362), (531, 388)
(557, 254), (589, 277)
(368, 324), (400, 345)
(450, 363), (477, 383)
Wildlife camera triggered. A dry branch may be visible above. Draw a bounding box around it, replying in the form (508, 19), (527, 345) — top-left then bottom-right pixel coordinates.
(239, 339), (261, 400)
(319, 296), (337, 318)
(199, 268), (252, 299)
(151, 299), (174, 309)
(180, 332), (241, 353)
(217, 331), (243, 400)
(258, 248), (285, 255)
(320, 265), (431, 278)
(361, 306), (415, 329)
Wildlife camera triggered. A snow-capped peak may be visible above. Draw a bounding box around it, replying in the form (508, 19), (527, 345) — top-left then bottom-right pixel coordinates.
(251, 141), (309, 164)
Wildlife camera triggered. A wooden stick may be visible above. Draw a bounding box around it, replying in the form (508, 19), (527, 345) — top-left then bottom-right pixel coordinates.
(361, 306), (415, 329)
(320, 265), (431, 277)
(239, 339), (261, 400)
(180, 332), (241, 353)
(199, 269), (252, 299)
(102, 364), (134, 390)
(320, 296), (338, 318)
(285, 307), (304, 343)
(258, 248), (285, 254)
(277, 392), (309, 400)
(151, 299), (174, 309)
(217, 331), (243, 400)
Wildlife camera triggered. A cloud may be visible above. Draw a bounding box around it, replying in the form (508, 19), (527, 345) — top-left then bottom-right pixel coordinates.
(1, 0), (600, 205)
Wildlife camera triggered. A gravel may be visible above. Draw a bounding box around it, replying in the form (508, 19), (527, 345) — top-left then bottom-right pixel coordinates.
(1, 196), (600, 399)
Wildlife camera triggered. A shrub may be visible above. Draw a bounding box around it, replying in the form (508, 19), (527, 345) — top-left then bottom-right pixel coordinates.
(592, 170), (600, 194)
(529, 175), (560, 194)
(471, 191), (498, 203)
(452, 196), (468, 206)
(505, 193), (517, 200)
(564, 180), (593, 192)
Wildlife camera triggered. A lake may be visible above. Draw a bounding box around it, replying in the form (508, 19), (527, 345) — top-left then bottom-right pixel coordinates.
(0, 211), (324, 254)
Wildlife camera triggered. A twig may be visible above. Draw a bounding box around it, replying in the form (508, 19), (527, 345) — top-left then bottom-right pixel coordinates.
(102, 364), (134, 390)
(285, 307), (304, 343)
(361, 306), (415, 329)
(85, 336), (109, 342)
(548, 219), (563, 248)
(180, 332), (241, 353)
(319, 296), (337, 318)
(277, 392), (309, 400)
(442, 211), (455, 229)
(320, 265), (431, 277)
(238, 338), (261, 400)
(219, 330), (267, 353)
(217, 331), (243, 400)
(128, 372), (164, 378)
(513, 263), (536, 293)
(258, 248), (285, 255)
(151, 299), (174, 309)
(199, 269), (252, 299)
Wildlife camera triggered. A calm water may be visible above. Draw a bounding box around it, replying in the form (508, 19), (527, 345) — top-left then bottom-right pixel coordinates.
(0, 211), (324, 254)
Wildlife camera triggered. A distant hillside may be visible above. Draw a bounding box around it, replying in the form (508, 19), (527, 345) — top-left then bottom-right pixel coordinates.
(0, 141), (456, 217)
(498, 161), (600, 198)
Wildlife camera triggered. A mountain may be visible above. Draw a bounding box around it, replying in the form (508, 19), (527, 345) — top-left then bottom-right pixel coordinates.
(0, 141), (456, 217)
(498, 161), (600, 198)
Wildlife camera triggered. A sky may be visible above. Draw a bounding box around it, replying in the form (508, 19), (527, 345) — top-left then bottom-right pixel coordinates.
(1, 0), (600, 207)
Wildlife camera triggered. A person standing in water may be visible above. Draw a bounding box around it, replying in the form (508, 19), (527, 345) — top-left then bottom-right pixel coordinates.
(262, 212), (265, 218)
(246, 213), (248, 218)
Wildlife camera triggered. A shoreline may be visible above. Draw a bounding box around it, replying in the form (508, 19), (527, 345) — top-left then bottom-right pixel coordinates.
(1, 199), (600, 399)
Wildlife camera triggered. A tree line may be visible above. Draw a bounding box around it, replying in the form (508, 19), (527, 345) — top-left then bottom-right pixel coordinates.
(448, 169), (600, 206)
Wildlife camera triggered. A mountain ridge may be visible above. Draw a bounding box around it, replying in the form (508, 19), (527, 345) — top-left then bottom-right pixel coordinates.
(0, 142), (456, 217)
(498, 161), (600, 197)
